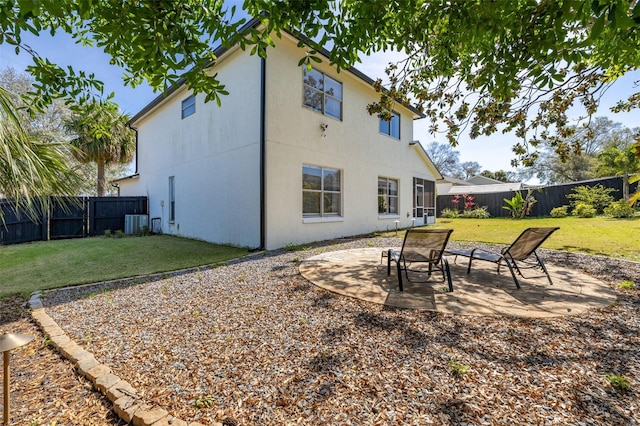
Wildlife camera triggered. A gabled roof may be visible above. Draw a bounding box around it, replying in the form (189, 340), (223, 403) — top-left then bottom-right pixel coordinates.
(411, 141), (443, 180)
(447, 182), (525, 194)
(437, 175), (472, 186)
(129, 17), (425, 126)
(466, 175), (505, 185)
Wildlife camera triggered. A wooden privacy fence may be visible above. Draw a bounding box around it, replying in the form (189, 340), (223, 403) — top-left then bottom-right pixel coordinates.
(436, 176), (638, 218)
(0, 196), (147, 245)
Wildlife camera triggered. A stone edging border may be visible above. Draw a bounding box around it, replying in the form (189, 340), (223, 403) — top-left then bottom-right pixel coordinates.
(28, 290), (217, 426)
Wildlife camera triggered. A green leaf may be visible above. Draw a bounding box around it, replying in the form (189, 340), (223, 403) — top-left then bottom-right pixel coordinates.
(590, 14), (605, 39)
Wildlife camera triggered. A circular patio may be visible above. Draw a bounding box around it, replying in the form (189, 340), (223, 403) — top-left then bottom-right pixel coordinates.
(299, 247), (617, 318)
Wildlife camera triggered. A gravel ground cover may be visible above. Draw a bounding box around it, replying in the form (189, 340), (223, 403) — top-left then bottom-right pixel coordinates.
(42, 237), (640, 425)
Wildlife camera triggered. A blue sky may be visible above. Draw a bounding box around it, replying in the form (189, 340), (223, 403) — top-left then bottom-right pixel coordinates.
(1, 19), (638, 178)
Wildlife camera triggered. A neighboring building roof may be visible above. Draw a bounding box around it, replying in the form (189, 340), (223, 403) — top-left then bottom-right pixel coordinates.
(129, 17), (425, 126)
(446, 182), (525, 194)
(466, 175), (505, 185)
(437, 175), (472, 186)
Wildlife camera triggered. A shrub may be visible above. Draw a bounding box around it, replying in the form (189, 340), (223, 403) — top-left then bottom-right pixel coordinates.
(604, 199), (636, 218)
(440, 208), (460, 218)
(104, 229), (112, 237)
(567, 184), (616, 214)
(550, 205), (569, 218)
(503, 189), (537, 218)
(114, 229), (125, 238)
(573, 203), (596, 218)
(460, 207), (490, 218)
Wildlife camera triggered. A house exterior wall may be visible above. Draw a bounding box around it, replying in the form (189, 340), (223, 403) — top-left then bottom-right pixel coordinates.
(119, 34), (439, 250)
(263, 36), (439, 249)
(119, 48), (262, 248)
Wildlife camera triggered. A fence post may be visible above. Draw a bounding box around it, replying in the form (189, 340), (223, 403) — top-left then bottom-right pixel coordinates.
(41, 199), (49, 241)
(88, 197), (94, 237)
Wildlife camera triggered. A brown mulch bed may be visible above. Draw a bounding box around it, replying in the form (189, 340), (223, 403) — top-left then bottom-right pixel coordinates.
(0, 295), (125, 425)
(4, 237), (640, 425)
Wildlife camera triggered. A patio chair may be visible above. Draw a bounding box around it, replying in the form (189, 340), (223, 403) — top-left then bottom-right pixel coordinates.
(445, 227), (559, 289)
(387, 228), (454, 292)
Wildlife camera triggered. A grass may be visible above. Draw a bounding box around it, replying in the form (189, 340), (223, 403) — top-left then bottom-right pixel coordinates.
(0, 235), (248, 298)
(3, 216), (637, 299)
(384, 217), (640, 262)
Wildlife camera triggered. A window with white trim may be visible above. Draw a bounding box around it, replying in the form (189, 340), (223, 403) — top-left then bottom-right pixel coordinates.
(181, 95), (195, 119)
(302, 165), (342, 217)
(378, 177), (399, 215)
(168, 176), (176, 222)
(379, 111), (400, 139)
(303, 67), (343, 120)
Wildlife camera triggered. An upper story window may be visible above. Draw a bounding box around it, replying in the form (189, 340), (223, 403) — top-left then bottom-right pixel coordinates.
(378, 177), (399, 215)
(303, 67), (343, 120)
(379, 111), (400, 139)
(181, 95), (196, 119)
(302, 165), (342, 217)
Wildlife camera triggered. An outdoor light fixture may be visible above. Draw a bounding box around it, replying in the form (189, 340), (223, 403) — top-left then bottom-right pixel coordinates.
(320, 123), (328, 137)
(409, 140), (420, 146)
(1, 333), (34, 425)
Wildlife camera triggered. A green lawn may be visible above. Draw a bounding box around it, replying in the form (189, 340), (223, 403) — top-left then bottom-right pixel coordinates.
(0, 235), (248, 298)
(2, 217), (638, 299)
(426, 217), (640, 262)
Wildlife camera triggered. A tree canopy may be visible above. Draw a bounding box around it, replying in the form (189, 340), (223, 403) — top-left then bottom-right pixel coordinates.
(1, 0), (639, 166)
(0, 85), (79, 219)
(519, 116), (639, 184)
(65, 101), (135, 196)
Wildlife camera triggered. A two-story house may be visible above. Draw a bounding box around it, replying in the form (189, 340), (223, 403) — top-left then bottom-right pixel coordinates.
(118, 19), (441, 249)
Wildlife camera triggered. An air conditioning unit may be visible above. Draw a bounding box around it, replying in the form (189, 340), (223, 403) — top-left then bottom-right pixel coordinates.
(124, 214), (149, 235)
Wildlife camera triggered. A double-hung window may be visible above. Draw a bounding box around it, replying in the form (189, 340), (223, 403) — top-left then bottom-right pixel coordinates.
(168, 176), (176, 222)
(303, 67), (343, 120)
(379, 111), (400, 139)
(302, 165), (341, 217)
(378, 177), (399, 215)
(181, 95), (195, 119)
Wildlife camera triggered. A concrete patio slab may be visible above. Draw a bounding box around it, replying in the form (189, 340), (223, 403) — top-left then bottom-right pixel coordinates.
(299, 247), (616, 318)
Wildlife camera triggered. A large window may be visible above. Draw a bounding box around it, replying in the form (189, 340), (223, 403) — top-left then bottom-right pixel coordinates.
(378, 177), (399, 215)
(303, 67), (343, 120)
(379, 111), (400, 139)
(302, 165), (341, 217)
(181, 95), (195, 119)
(168, 176), (175, 222)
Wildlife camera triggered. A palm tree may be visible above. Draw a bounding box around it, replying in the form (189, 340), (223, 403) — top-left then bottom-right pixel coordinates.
(65, 101), (135, 196)
(0, 86), (79, 221)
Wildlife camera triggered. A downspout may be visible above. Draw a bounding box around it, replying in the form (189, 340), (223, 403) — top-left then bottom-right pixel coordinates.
(127, 124), (139, 174)
(259, 56), (266, 250)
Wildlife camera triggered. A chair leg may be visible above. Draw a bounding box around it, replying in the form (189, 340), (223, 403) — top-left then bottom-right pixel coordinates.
(503, 260), (521, 289)
(397, 258), (404, 291)
(466, 256), (473, 274)
(442, 257), (453, 292)
(387, 249), (391, 276)
(534, 252), (554, 285)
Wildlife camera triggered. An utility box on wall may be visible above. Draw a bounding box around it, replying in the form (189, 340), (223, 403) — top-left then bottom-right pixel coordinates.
(124, 214), (149, 235)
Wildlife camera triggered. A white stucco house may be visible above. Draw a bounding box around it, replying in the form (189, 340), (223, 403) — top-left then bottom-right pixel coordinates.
(117, 19), (441, 250)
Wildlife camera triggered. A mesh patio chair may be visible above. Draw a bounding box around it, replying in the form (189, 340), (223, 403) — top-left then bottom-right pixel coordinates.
(445, 227), (559, 289)
(387, 228), (454, 292)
